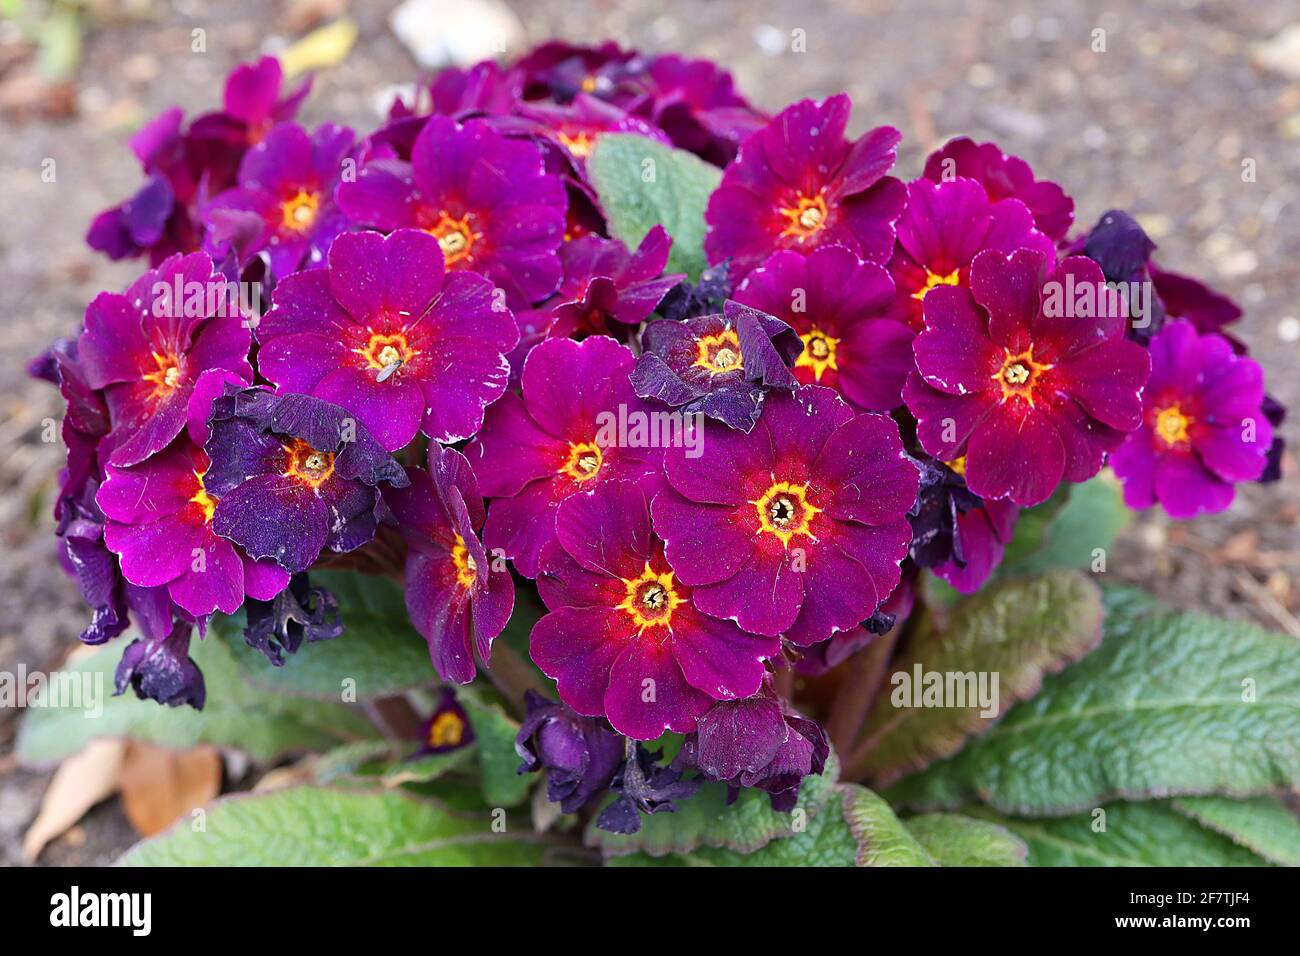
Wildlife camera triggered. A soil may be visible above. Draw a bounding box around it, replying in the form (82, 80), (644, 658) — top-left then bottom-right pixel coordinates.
(1, 0), (1296, 866)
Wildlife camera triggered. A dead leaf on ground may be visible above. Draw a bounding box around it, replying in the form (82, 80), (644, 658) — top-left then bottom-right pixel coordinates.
(22, 738), (126, 862)
(118, 742), (222, 837)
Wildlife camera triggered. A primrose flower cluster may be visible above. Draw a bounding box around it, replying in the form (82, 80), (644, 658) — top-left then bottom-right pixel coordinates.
(34, 42), (1283, 832)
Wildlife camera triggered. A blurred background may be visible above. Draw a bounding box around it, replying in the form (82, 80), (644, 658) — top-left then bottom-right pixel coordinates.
(0, 0), (1296, 864)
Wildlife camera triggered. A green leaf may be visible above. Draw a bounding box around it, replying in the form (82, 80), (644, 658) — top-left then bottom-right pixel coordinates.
(118, 787), (561, 866)
(973, 802), (1269, 867)
(586, 133), (722, 280)
(589, 753), (840, 858)
(858, 570), (1103, 786)
(610, 783), (931, 867)
(886, 589), (1300, 815)
(840, 785), (935, 866)
(459, 686), (533, 808)
(904, 813), (1028, 866)
(17, 634), (377, 765)
(997, 474), (1129, 578)
(1172, 796), (1300, 867)
(215, 570), (435, 700)
(382, 745), (477, 787)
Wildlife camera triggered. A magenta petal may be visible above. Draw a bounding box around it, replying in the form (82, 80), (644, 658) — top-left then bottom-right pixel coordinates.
(313, 365), (424, 451)
(914, 286), (1002, 395)
(187, 368), (247, 447)
(530, 605), (629, 717)
(104, 518), (197, 588)
(965, 406), (1065, 506)
(241, 554), (291, 601)
(483, 479), (561, 579)
(466, 392), (567, 498)
(813, 413), (919, 525)
(603, 640), (711, 739)
(651, 493), (752, 587)
(693, 551), (803, 637)
(211, 474), (330, 573)
(167, 530), (245, 616)
(671, 605), (779, 701)
(785, 521), (909, 646)
(1154, 451), (1234, 518)
(554, 480), (651, 579)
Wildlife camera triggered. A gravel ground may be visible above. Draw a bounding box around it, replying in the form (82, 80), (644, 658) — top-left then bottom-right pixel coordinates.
(1, 0), (1296, 865)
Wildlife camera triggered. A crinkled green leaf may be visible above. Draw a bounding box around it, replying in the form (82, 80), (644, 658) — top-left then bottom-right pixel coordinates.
(973, 801), (1270, 867)
(17, 634), (377, 765)
(887, 589), (1300, 814)
(904, 813), (1028, 866)
(589, 753), (839, 858)
(610, 783), (927, 867)
(1173, 796), (1300, 867)
(586, 133), (722, 280)
(858, 570), (1103, 786)
(215, 570), (435, 700)
(118, 787), (560, 866)
(840, 784), (935, 866)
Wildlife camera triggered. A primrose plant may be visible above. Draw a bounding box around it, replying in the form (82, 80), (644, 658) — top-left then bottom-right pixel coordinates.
(26, 41), (1297, 868)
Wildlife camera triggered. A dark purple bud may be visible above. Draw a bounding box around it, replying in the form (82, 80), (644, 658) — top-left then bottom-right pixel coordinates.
(242, 572), (343, 666)
(515, 690), (623, 814)
(114, 620), (205, 709)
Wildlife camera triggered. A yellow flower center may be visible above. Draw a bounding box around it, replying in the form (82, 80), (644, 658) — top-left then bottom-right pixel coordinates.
(995, 347), (1053, 406)
(425, 211), (480, 266)
(693, 329), (745, 374)
(279, 189), (320, 232)
(558, 130), (595, 158)
(616, 562), (685, 633)
(450, 533), (478, 590)
(560, 441), (603, 482)
(427, 710), (466, 749)
(142, 350), (183, 399)
(778, 192), (829, 241)
(945, 456), (967, 478)
(751, 479), (822, 548)
(355, 332), (418, 381)
(911, 268), (962, 301)
(1154, 404), (1193, 446)
(283, 439), (336, 489)
(189, 472), (217, 524)
(795, 328), (839, 382)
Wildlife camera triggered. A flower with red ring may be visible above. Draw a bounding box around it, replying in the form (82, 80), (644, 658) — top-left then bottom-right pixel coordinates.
(904, 249), (1151, 507)
(883, 177), (1057, 331)
(734, 245), (915, 411)
(256, 228), (518, 451)
(336, 116), (567, 305)
(465, 336), (666, 578)
(384, 443), (514, 684)
(704, 94), (906, 281)
(651, 386), (919, 646)
(531, 480), (781, 740)
(922, 137), (1075, 242)
(98, 435), (290, 618)
(1110, 319), (1273, 518)
(204, 386), (410, 574)
(76, 252), (253, 468)
(202, 122), (355, 278)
